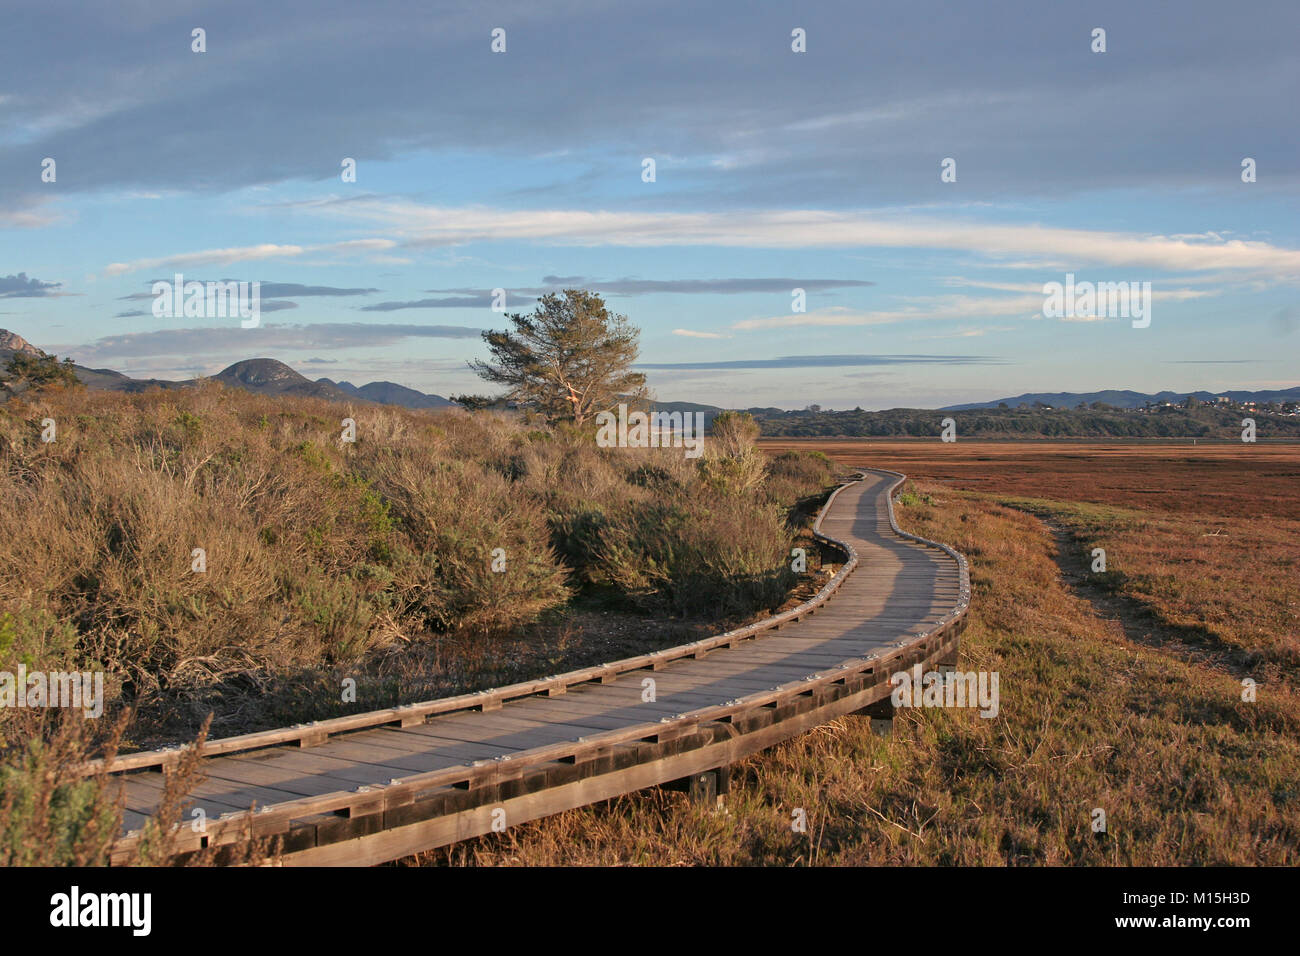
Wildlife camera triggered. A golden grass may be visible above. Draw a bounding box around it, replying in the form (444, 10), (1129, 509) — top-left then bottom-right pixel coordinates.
(414, 446), (1299, 866)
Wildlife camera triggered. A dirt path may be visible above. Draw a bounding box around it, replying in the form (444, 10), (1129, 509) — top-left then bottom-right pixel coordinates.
(1038, 515), (1261, 681)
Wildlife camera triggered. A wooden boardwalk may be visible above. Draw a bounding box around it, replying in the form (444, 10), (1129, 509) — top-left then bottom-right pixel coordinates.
(102, 468), (969, 865)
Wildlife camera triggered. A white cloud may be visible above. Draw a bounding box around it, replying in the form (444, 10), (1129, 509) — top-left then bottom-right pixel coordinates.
(303, 201), (1300, 282)
(732, 295), (1046, 331)
(0, 197), (61, 229)
(920, 326), (1019, 339)
(103, 239), (397, 276)
(671, 328), (729, 338)
(733, 284), (1219, 332)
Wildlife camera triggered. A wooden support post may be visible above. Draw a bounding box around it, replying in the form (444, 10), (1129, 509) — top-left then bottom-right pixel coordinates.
(861, 697), (894, 737)
(688, 771), (717, 805)
(668, 765), (730, 808)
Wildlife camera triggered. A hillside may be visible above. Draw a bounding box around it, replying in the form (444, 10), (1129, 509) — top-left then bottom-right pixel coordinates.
(945, 386), (1300, 411)
(0, 330), (42, 358)
(321, 378), (453, 408)
(5, 328), (1297, 438)
(750, 403), (1300, 440)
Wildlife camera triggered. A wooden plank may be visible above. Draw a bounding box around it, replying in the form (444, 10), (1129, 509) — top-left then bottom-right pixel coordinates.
(517, 685), (739, 718)
(695, 647), (875, 670)
(292, 735), (477, 774)
(119, 772), (263, 816)
(199, 755), (374, 799)
(381, 720), (572, 754)
(509, 701), (677, 733)
(277, 662), (899, 865)
(425, 710), (625, 741)
(368, 725), (529, 755)
(225, 747), (407, 787)
(646, 659), (828, 684)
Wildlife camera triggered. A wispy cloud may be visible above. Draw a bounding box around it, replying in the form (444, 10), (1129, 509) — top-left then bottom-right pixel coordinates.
(103, 240), (397, 276)
(237, 282), (381, 298)
(731, 296), (1046, 331)
(67, 321), (483, 361)
(672, 328), (730, 339)
(414, 276), (874, 303)
(362, 294), (534, 312)
(636, 354), (1004, 370)
(309, 202), (1300, 281)
(732, 285), (1220, 331)
(529, 276), (874, 296)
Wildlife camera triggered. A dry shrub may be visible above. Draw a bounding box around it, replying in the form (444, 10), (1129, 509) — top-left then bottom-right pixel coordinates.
(0, 384), (838, 828)
(0, 387), (839, 677)
(698, 410), (767, 496)
(761, 449), (838, 519)
(0, 383), (847, 866)
(363, 452), (571, 633)
(0, 712), (126, 866)
(591, 494), (795, 617)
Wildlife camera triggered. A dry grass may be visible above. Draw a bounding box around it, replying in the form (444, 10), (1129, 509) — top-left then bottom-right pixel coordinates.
(0, 385), (838, 864)
(415, 441), (1299, 866)
(767, 439), (1300, 678)
(762, 437), (1300, 520)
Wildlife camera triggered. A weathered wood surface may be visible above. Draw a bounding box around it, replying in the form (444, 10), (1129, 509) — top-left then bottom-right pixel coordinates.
(106, 468), (970, 865)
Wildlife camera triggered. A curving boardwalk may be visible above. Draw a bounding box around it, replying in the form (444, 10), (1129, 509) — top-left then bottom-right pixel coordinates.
(102, 468), (969, 865)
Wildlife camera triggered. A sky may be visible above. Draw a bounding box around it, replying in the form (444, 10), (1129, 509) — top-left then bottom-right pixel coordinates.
(1, 0), (1297, 409)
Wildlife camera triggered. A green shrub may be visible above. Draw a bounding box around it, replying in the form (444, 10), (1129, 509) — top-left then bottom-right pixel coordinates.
(0, 716), (121, 866)
(591, 495), (794, 617)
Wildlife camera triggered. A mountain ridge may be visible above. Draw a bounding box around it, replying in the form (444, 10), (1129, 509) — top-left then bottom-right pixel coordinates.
(0, 330), (453, 410)
(1, 328), (1295, 414)
(942, 387), (1300, 411)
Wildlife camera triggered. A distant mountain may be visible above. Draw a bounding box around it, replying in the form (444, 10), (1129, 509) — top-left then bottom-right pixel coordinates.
(0, 330), (150, 392)
(0, 330), (42, 358)
(318, 378), (452, 409)
(652, 400), (721, 414)
(320, 378), (362, 398)
(214, 358), (352, 400)
(943, 387), (1300, 411)
(5, 326), (1295, 421)
(0, 329), (457, 411)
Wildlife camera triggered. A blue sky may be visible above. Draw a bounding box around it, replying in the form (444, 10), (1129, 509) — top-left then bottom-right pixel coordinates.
(1, 0), (1297, 408)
